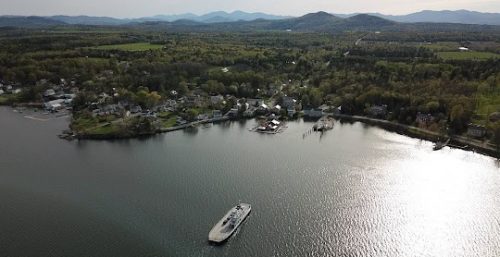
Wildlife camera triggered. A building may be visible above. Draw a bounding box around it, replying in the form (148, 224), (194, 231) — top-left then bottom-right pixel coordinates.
(272, 105), (282, 113)
(459, 47), (470, 51)
(303, 108), (323, 118)
(44, 89), (56, 98)
(282, 96), (297, 109)
(213, 110), (223, 119)
(246, 98), (265, 108)
(210, 95), (224, 105)
(243, 108), (256, 118)
(368, 105), (388, 118)
(416, 113), (434, 127)
(44, 99), (65, 111)
(467, 124), (486, 138)
(226, 108), (239, 118)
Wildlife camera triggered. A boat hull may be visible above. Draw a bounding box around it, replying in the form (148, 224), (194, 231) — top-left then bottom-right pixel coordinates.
(208, 204), (251, 243)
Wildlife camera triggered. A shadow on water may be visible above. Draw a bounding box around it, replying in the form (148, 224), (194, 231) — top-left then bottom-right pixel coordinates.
(218, 121), (232, 131)
(183, 126), (199, 136)
(237, 119), (248, 128)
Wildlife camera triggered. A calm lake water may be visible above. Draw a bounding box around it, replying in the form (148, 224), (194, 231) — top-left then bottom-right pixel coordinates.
(1, 107), (500, 257)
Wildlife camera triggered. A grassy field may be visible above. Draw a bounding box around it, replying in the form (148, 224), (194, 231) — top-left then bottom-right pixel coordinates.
(437, 51), (500, 60)
(475, 93), (500, 125)
(92, 42), (164, 51)
(422, 42), (460, 51)
(161, 117), (177, 128)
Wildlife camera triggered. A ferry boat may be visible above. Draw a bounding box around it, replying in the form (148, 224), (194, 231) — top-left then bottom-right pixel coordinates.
(208, 203), (251, 243)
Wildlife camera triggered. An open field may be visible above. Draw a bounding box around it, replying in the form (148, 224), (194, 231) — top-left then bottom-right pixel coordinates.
(92, 42), (164, 51)
(436, 51), (500, 60)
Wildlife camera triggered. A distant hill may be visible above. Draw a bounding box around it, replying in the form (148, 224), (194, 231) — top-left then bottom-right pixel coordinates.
(50, 15), (130, 25)
(139, 11), (290, 23)
(0, 16), (65, 27)
(0, 10), (499, 33)
(251, 11), (343, 31)
(336, 10), (500, 26)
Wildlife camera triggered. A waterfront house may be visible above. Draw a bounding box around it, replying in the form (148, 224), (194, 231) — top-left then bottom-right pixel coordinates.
(243, 108), (256, 118)
(272, 105), (282, 113)
(226, 108), (239, 118)
(282, 96), (297, 109)
(416, 113), (435, 127)
(368, 105), (388, 118)
(258, 103), (270, 113)
(44, 99), (65, 111)
(196, 113), (210, 121)
(213, 110), (223, 119)
(304, 108), (323, 118)
(257, 119), (282, 133)
(467, 124), (486, 138)
(44, 89), (56, 98)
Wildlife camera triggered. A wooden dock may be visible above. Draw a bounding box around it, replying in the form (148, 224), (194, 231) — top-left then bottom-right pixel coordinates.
(313, 116), (334, 132)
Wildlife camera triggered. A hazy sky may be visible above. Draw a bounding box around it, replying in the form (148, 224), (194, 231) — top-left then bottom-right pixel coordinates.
(1, 0), (499, 18)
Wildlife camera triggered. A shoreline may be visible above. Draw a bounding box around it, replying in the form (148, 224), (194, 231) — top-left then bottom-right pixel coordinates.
(73, 116), (231, 140)
(4, 106), (497, 158)
(331, 113), (498, 159)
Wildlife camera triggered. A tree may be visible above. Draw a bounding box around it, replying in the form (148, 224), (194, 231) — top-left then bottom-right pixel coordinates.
(493, 125), (500, 158)
(450, 104), (466, 133)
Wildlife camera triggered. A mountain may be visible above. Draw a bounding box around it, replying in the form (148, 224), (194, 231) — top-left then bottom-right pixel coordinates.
(335, 10), (500, 26)
(389, 10), (500, 25)
(252, 11), (343, 31)
(0, 16), (65, 27)
(140, 11), (290, 23)
(0, 11), (499, 33)
(50, 15), (130, 25)
(340, 14), (396, 29)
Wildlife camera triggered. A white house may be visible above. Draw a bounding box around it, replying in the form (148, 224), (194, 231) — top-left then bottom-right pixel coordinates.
(44, 89), (56, 97)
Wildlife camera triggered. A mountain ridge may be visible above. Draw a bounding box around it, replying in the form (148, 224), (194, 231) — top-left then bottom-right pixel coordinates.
(1, 10), (500, 31)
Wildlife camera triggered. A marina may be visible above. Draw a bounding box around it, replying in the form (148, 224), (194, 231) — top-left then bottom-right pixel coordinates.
(313, 116), (334, 132)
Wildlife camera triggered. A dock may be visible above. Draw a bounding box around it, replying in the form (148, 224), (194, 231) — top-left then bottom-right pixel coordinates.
(433, 138), (450, 151)
(313, 116), (334, 132)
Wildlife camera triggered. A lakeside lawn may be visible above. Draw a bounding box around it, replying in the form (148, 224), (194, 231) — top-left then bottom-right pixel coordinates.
(161, 117), (177, 128)
(436, 51), (500, 60)
(92, 42), (164, 51)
